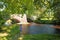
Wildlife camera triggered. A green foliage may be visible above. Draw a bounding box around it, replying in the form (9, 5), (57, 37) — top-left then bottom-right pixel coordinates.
(0, 24), (20, 40)
(0, 0), (34, 27)
(0, 0), (60, 27)
(54, 3), (60, 20)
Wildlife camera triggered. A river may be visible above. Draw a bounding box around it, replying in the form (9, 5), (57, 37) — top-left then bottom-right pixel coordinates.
(20, 23), (60, 34)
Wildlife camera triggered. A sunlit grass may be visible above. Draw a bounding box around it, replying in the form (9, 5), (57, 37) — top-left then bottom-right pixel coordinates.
(0, 37), (7, 40)
(18, 36), (23, 40)
(0, 33), (8, 37)
(2, 27), (7, 30)
(6, 29), (11, 32)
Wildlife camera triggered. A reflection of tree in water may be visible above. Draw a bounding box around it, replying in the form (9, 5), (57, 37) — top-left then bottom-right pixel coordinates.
(55, 29), (60, 34)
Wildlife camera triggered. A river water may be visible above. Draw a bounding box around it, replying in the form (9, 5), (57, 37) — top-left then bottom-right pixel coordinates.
(20, 23), (60, 34)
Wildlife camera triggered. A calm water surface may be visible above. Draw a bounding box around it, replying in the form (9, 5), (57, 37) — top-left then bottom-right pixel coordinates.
(20, 24), (60, 34)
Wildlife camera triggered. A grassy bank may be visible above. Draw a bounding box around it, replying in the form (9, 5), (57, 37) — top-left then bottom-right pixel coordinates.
(23, 34), (60, 40)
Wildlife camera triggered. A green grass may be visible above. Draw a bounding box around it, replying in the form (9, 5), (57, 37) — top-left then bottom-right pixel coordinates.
(23, 34), (60, 40)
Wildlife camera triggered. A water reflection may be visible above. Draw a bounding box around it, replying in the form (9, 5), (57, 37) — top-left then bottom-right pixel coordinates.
(29, 24), (55, 34)
(20, 23), (60, 34)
